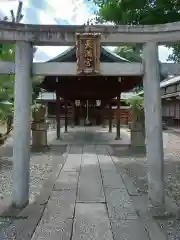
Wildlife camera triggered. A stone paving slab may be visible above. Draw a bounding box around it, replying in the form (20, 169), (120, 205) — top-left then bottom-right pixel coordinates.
(81, 153), (99, 166)
(69, 146), (83, 154)
(30, 190), (77, 239)
(72, 203), (113, 240)
(80, 163), (100, 174)
(95, 146), (117, 173)
(111, 218), (150, 240)
(102, 172), (125, 189)
(53, 171), (79, 190)
(31, 219), (73, 240)
(62, 155), (81, 172)
(77, 148), (105, 203)
(77, 172), (105, 203)
(98, 157), (117, 172)
(83, 145), (97, 153)
(105, 188), (138, 221)
(40, 209), (72, 226)
(120, 172), (139, 196)
(111, 155), (140, 196)
(46, 189), (77, 219)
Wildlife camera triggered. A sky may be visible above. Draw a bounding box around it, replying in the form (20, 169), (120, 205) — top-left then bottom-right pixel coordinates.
(0, 0), (172, 62)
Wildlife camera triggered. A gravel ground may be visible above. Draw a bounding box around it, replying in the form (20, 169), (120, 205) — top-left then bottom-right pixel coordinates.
(0, 129), (58, 201)
(0, 152), (57, 202)
(0, 145), (66, 231)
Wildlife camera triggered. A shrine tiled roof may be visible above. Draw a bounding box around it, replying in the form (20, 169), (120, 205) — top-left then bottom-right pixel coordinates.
(47, 46), (130, 63)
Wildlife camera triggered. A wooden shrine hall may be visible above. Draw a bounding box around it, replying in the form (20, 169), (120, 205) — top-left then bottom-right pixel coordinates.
(40, 33), (142, 140)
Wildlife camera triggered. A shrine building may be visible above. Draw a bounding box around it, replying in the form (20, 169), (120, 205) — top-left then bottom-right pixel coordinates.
(39, 38), (142, 139)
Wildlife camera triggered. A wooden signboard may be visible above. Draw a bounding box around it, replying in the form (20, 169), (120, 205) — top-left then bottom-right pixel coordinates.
(76, 32), (101, 75)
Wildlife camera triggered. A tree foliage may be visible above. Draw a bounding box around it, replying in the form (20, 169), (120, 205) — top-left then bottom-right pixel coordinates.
(92, 0), (180, 24)
(126, 95), (144, 112)
(115, 45), (142, 62)
(0, 43), (15, 124)
(89, 0), (180, 62)
(114, 45), (143, 92)
(0, 1), (42, 133)
(168, 45), (180, 63)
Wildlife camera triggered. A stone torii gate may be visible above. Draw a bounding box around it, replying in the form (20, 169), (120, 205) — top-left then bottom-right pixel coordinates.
(0, 22), (180, 214)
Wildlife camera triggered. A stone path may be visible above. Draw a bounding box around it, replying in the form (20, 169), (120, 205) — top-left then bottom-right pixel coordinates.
(29, 145), (151, 240)
(2, 126), (178, 239)
(51, 126), (130, 145)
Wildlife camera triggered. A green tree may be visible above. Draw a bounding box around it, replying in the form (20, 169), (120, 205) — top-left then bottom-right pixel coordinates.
(115, 45), (142, 62)
(126, 95), (144, 111)
(0, 43), (15, 132)
(0, 1), (23, 133)
(0, 1), (42, 135)
(0, 42), (42, 133)
(114, 45), (144, 92)
(168, 45), (180, 62)
(89, 0), (180, 62)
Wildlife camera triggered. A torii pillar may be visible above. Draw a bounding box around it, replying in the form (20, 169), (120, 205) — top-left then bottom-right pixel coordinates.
(143, 42), (165, 214)
(12, 42), (33, 208)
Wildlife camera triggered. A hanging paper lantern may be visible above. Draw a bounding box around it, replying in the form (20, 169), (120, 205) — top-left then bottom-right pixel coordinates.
(96, 100), (101, 107)
(75, 100), (80, 107)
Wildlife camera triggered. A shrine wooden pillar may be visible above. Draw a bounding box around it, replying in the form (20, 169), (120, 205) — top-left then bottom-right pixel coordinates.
(55, 87), (60, 139)
(109, 101), (112, 133)
(71, 101), (75, 127)
(64, 99), (68, 133)
(101, 100), (106, 127)
(115, 94), (121, 140)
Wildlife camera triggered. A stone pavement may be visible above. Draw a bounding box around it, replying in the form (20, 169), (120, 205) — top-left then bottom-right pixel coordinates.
(51, 126), (130, 145)
(31, 145), (152, 240)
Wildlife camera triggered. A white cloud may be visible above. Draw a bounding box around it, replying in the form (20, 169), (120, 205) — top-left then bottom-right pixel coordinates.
(34, 46), (69, 62)
(159, 45), (172, 62)
(48, 0), (79, 22)
(34, 0), (95, 61)
(47, 0), (93, 24)
(38, 10), (57, 25)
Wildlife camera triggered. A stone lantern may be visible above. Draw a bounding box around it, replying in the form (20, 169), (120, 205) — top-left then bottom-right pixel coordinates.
(129, 97), (145, 148)
(31, 104), (49, 149)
